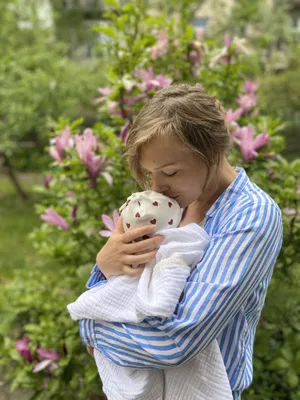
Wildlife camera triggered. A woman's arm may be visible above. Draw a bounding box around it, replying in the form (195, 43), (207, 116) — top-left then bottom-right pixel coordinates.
(82, 202), (282, 368)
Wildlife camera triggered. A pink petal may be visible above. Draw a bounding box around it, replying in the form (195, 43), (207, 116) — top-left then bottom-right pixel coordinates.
(36, 348), (61, 361)
(112, 209), (120, 226)
(252, 132), (269, 151)
(33, 359), (53, 373)
(224, 33), (231, 48)
(99, 230), (113, 237)
(244, 80), (258, 95)
(98, 87), (112, 96)
(195, 27), (205, 41)
(40, 209), (69, 231)
(49, 146), (62, 162)
(16, 337), (33, 362)
(107, 101), (119, 115)
(120, 120), (130, 142)
(101, 214), (115, 231)
(101, 172), (113, 186)
(94, 96), (107, 104)
(44, 175), (52, 188)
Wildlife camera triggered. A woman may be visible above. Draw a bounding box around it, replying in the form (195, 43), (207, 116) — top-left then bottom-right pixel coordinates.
(82, 84), (283, 399)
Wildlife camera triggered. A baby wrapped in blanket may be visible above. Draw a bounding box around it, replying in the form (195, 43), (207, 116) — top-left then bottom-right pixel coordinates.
(67, 191), (233, 400)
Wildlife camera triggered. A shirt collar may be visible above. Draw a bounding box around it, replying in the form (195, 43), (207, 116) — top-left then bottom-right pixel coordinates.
(205, 167), (249, 218)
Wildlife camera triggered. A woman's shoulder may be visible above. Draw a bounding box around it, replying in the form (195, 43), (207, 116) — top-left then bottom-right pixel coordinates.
(207, 173), (282, 236)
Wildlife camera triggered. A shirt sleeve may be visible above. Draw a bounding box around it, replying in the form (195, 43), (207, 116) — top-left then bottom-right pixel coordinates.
(86, 264), (107, 289)
(89, 202), (283, 368)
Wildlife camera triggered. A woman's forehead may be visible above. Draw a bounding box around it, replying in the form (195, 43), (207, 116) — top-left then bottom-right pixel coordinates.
(139, 135), (188, 167)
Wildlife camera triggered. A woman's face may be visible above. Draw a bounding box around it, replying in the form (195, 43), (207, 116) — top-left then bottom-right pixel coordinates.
(139, 135), (216, 209)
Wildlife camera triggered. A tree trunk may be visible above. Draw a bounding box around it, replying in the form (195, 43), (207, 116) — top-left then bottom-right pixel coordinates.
(0, 152), (29, 201)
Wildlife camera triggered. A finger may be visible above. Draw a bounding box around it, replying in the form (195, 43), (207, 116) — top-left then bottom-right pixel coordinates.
(125, 249), (158, 265)
(125, 235), (165, 254)
(113, 215), (124, 234)
(123, 224), (156, 244)
(122, 264), (146, 278)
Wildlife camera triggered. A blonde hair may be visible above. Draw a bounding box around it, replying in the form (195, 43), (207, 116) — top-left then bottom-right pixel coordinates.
(125, 84), (232, 189)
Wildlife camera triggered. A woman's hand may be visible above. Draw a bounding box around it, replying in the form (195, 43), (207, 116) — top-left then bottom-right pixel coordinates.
(87, 346), (94, 358)
(96, 216), (165, 279)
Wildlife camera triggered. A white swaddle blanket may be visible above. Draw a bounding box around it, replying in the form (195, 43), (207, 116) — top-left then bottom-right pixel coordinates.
(67, 224), (233, 400)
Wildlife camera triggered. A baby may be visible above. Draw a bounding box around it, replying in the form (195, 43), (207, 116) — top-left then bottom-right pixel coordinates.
(67, 191), (233, 400)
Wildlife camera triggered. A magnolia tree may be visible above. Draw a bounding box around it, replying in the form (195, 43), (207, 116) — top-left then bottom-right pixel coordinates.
(2, 0), (300, 399)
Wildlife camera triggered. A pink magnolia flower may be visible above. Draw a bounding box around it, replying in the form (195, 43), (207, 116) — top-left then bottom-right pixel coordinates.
(244, 80), (258, 95)
(151, 33), (169, 60)
(234, 37), (250, 54)
(66, 191), (74, 197)
(236, 125), (269, 161)
(75, 129), (113, 186)
(195, 27), (205, 41)
(49, 146), (62, 162)
(16, 337), (33, 362)
(56, 126), (73, 154)
(107, 101), (119, 115)
(44, 174), (52, 189)
(88, 155), (113, 186)
(135, 67), (173, 92)
(209, 47), (229, 67)
(95, 87), (113, 104)
(40, 208), (69, 230)
(236, 94), (257, 114)
(49, 126), (73, 163)
(224, 33), (231, 48)
(33, 348), (61, 373)
(99, 209), (120, 237)
(120, 120), (130, 144)
(209, 34), (249, 68)
(123, 94), (147, 108)
(75, 128), (97, 165)
(225, 108), (243, 128)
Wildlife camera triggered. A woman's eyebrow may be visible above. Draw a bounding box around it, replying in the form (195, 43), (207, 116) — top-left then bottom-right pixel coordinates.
(153, 162), (177, 171)
(140, 162), (177, 172)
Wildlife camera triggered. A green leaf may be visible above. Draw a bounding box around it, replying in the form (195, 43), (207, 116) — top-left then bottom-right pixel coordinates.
(269, 357), (290, 370)
(103, 0), (119, 8)
(287, 369), (299, 388)
(122, 3), (135, 13)
(76, 263), (94, 281)
(93, 26), (116, 39)
(185, 25), (194, 41)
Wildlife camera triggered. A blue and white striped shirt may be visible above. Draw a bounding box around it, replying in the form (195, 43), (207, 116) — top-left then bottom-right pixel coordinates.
(80, 167), (283, 398)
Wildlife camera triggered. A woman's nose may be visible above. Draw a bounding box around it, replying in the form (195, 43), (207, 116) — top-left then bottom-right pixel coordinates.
(152, 176), (169, 194)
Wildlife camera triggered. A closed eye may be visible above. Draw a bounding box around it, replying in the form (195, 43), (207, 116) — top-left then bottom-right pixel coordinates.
(162, 171), (177, 177)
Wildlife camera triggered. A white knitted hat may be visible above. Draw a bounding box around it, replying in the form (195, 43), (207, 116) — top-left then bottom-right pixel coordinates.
(119, 191), (183, 234)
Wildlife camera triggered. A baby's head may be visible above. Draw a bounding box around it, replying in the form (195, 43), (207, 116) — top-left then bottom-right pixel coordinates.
(119, 190), (182, 234)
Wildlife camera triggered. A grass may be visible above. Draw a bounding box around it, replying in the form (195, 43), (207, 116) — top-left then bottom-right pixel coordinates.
(0, 173), (55, 282)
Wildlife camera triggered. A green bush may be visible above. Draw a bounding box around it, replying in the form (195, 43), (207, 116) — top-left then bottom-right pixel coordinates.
(0, 0), (107, 172)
